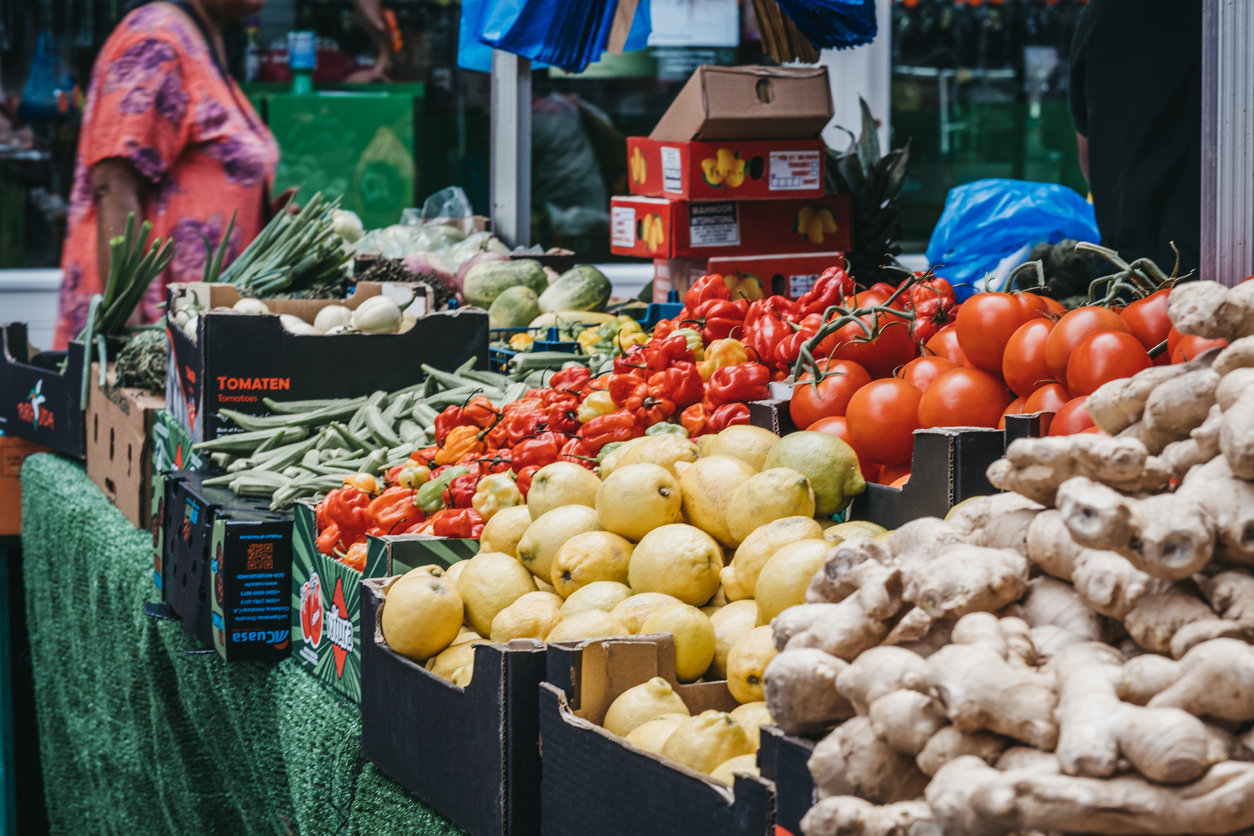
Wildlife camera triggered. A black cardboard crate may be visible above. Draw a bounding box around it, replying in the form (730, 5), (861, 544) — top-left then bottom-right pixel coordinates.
(160, 471), (293, 660)
(757, 725), (816, 836)
(291, 502), (478, 702)
(360, 578), (545, 836)
(540, 637), (775, 836)
(165, 281), (489, 441)
(0, 323), (87, 458)
(747, 398), (798, 437)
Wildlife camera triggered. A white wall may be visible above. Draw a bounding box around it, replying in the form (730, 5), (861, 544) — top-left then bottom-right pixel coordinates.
(815, 0), (893, 152)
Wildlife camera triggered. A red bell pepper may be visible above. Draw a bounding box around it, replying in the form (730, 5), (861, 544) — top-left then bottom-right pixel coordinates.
(560, 437), (596, 469)
(427, 508), (484, 539)
(649, 361), (705, 409)
(323, 486), (372, 546)
(644, 334), (696, 372)
(550, 366), (592, 394)
(448, 473), (479, 508)
(706, 402), (751, 433)
(511, 432), (564, 470)
(743, 302), (791, 370)
(706, 362), (771, 405)
(545, 392), (582, 435)
(316, 521), (343, 556)
(910, 295), (958, 344)
(687, 298), (747, 344)
(578, 410), (642, 453)
(651, 319), (677, 340)
(683, 274), (732, 310)
(368, 487), (425, 535)
(340, 542), (368, 572)
(433, 404), (467, 444)
(502, 401), (547, 444)
(515, 465), (539, 496)
(797, 264), (855, 317)
(680, 402), (709, 437)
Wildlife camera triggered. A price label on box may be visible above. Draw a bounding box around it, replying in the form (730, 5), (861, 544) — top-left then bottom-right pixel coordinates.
(769, 150), (822, 192)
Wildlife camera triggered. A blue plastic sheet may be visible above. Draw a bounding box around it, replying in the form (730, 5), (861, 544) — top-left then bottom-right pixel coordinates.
(926, 179), (1100, 300)
(776, 0), (877, 50)
(460, 0), (651, 74)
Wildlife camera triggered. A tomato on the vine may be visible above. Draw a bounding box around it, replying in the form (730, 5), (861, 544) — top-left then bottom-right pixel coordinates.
(998, 396), (1026, 429)
(1016, 292), (1066, 317)
(1120, 289), (1172, 352)
(897, 355), (957, 393)
(788, 358), (873, 427)
(1045, 306), (1129, 381)
(925, 327), (971, 366)
(955, 292), (1041, 374)
(846, 379), (923, 465)
(828, 310), (917, 379)
(1002, 318), (1057, 398)
(1066, 330), (1152, 396)
(1049, 396), (1096, 435)
(877, 460), (912, 486)
(1023, 382), (1071, 414)
(1170, 334), (1228, 363)
(807, 416), (875, 479)
(917, 367), (1013, 429)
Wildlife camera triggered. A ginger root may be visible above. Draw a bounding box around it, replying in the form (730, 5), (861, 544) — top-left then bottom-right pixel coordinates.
(762, 647), (855, 736)
(784, 543), (906, 661)
(1142, 638), (1254, 723)
(987, 435), (1171, 505)
(810, 716), (931, 804)
(915, 727), (1009, 777)
(1167, 279), (1254, 341)
(867, 690), (946, 757)
(900, 545), (1029, 621)
(835, 646), (926, 715)
(1086, 362), (1194, 435)
(800, 797), (938, 836)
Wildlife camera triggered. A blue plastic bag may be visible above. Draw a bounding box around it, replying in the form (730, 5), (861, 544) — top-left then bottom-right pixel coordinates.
(926, 179), (1100, 301)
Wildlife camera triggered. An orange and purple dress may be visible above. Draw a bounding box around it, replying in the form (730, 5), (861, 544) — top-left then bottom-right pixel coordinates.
(54, 2), (278, 348)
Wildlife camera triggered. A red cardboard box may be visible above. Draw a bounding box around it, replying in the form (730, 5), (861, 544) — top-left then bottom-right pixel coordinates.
(610, 194), (851, 259)
(706, 252), (847, 299)
(650, 258), (709, 304)
(1, 434), (50, 535)
(626, 137), (826, 201)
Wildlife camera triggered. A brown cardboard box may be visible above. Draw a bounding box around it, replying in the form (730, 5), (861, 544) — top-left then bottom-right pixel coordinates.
(0, 435), (50, 535)
(86, 364), (164, 529)
(650, 65), (833, 142)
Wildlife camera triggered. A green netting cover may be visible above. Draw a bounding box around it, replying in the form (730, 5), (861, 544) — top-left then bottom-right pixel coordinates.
(20, 454), (462, 835)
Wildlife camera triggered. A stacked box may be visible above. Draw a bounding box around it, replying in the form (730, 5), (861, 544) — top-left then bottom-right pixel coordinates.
(0, 434), (51, 535)
(85, 364), (165, 529)
(0, 323), (87, 458)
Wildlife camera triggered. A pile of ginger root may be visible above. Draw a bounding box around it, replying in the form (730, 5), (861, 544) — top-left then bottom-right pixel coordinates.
(763, 280), (1254, 836)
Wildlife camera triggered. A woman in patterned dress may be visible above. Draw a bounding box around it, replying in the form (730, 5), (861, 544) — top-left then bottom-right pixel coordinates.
(53, 0), (281, 348)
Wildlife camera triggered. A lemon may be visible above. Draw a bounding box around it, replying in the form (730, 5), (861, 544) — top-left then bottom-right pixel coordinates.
(516, 505), (603, 582)
(449, 626), (484, 646)
(695, 434), (717, 458)
(754, 540), (831, 625)
(623, 714), (686, 754)
(596, 463), (684, 541)
(381, 565), (465, 661)
(603, 676), (691, 737)
(724, 517), (825, 602)
(558, 581), (634, 617)
(725, 469), (816, 544)
(823, 519), (888, 544)
(661, 710), (756, 775)
(534, 576), (558, 594)
(726, 625), (779, 704)
(598, 437), (647, 479)
(448, 664), (474, 687)
(611, 592), (686, 633)
(490, 591), (564, 641)
(550, 531), (634, 598)
(729, 701), (773, 750)
(479, 505), (533, 557)
(709, 754), (760, 785)
(709, 599), (759, 680)
(544, 608), (631, 643)
(704, 425), (781, 472)
(611, 434), (699, 476)
(426, 639), (479, 682)
(443, 559), (468, 588)
(527, 462), (603, 520)
(763, 431), (866, 518)
(455, 551), (538, 636)
(640, 604), (716, 683)
(675, 456), (758, 547)
(628, 524), (723, 606)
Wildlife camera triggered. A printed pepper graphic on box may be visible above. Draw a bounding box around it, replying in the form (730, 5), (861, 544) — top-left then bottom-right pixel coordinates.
(629, 145), (647, 184)
(700, 147), (750, 189)
(795, 205), (840, 245)
(639, 213), (666, 253)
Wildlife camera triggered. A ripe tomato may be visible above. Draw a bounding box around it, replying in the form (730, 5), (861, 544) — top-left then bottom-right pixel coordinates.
(955, 292), (1040, 374)
(897, 356), (957, 393)
(925, 327), (971, 366)
(1016, 292), (1065, 317)
(1045, 306), (1129, 381)
(1066, 330), (1152, 396)
(877, 460), (912, 486)
(1049, 396), (1096, 436)
(917, 367), (1013, 429)
(888, 473), (911, 488)
(846, 379), (923, 465)
(807, 415), (875, 479)
(1023, 382), (1071, 414)
(998, 396), (1026, 429)
(1121, 289), (1172, 352)
(828, 310), (917, 379)
(1170, 334), (1228, 363)
(909, 276), (957, 310)
(788, 358), (873, 427)
(1002, 318), (1057, 398)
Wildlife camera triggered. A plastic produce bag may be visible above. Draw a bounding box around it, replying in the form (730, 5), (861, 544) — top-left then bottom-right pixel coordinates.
(926, 179), (1100, 301)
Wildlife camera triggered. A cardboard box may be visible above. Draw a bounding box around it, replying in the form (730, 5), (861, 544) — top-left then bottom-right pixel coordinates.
(626, 137), (826, 201)
(706, 252), (846, 299)
(165, 281), (489, 441)
(756, 725), (816, 836)
(650, 65), (833, 141)
(290, 501), (478, 701)
(747, 398), (799, 438)
(0, 323), (87, 458)
(160, 471), (294, 661)
(84, 364), (165, 529)
(0, 434), (51, 536)
(610, 195), (851, 260)
(650, 257), (710, 304)
(359, 578), (545, 835)
(540, 637), (776, 836)
(152, 408), (206, 475)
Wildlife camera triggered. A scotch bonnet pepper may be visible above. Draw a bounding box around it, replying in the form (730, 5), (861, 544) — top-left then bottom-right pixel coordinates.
(706, 362), (771, 405)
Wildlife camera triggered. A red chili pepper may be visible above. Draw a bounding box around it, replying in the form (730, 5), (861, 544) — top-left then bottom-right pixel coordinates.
(774, 330), (813, 369)
(609, 372), (646, 406)
(578, 410), (642, 453)
(798, 265), (855, 317)
(323, 486), (373, 546)
(643, 334), (697, 372)
(368, 486), (425, 535)
(706, 402), (751, 433)
(706, 362), (771, 405)
(316, 521), (343, 556)
(613, 345), (650, 376)
(511, 432), (564, 470)
(559, 437), (596, 469)
(550, 366), (592, 394)
(743, 302), (791, 370)
(340, 542), (368, 572)
(908, 274), (957, 310)
(680, 402), (708, 437)
(684, 298), (746, 344)
(428, 508), (484, 539)
(433, 404), (468, 444)
(410, 444), (439, 466)
(910, 295), (958, 344)
(461, 395), (500, 429)
(683, 274), (732, 310)
(448, 473), (479, 508)
(502, 401), (546, 444)
(545, 392), (581, 435)
(515, 465), (539, 497)
(651, 319), (677, 341)
(649, 361), (704, 409)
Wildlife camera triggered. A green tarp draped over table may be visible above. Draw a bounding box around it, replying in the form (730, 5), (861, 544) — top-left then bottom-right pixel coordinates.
(20, 453), (462, 835)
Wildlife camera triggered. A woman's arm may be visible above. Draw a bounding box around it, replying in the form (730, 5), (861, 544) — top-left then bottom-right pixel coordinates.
(91, 158), (144, 282)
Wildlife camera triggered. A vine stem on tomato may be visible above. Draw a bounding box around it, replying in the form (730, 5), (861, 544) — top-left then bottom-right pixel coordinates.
(792, 273), (920, 383)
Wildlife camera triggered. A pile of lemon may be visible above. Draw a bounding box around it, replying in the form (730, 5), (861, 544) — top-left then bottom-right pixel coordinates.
(380, 424), (875, 782)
